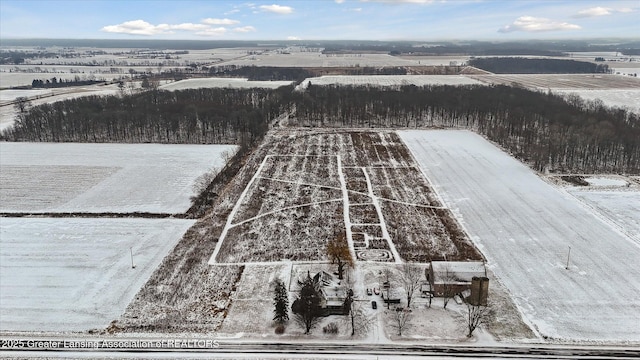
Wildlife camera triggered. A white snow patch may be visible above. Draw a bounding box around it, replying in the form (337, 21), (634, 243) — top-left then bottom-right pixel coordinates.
(584, 177), (628, 187)
(0, 217), (195, 331)
(160, 78), (292, 90)
(398, 129), (640, 342)
(0, 142), (238, 213)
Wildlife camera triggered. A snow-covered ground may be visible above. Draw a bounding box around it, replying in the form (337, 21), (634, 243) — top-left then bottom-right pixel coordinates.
(0, 217), (195, 331)
(0, 142), (237, 213)
(160, 78), (292, 90)
(398, 130), (640, 342)
(217, 52), (419, 68)
(553, 89), (640, 113)
(296, 75), (481, 90)
(568, 190), (640, 245)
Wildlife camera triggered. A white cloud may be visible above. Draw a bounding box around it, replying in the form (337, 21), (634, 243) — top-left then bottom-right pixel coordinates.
(101, 20), (241, 37)
(287, 36), (301, 40)
(618, 7), (634, 13)
(498, 16), (581, 33)
(335, 0), (346, 3)
(360, 0), (434, 3)
(202, 18), (240, 25)
(195, 27), (228, 37)
(233, 26), (256, 33)
(259, 4), (294, 14)
(574, 6), (611, 18)
(102, 20), (209, 35)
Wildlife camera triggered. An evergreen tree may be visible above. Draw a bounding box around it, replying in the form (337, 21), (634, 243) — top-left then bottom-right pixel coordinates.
(291, 272), (322, 334)
(272, 277), (289, 324)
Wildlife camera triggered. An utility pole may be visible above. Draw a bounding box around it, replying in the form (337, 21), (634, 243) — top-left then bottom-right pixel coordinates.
(130, 247), (136, 269)
(565, 246), (571, 270)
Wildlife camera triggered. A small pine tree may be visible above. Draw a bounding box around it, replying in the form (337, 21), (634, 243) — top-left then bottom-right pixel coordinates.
(273, 277), (289, 324)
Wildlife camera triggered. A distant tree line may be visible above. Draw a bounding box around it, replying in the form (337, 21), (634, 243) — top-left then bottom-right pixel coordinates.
(3, 83), (638, 174)
(468, 57), (610, 74)
(207, 65), (409, 81)
(31, 77), (105, 88)
(290, 84), (639, 174)
(1, 87), (293, 145)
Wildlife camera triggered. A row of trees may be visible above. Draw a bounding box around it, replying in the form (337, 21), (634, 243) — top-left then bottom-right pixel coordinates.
(31, 77), (105, 88)
(4, 83), (637, 175)
(291, 84), (640, 174)
(2, 86), (293, 144)
(468, 57), (610, 74)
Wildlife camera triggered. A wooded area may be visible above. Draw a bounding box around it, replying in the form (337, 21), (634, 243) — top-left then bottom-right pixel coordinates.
(2, 84), (638, 174)
(2, 87), (292, 144)
(468, 57), (610, 74)
(291, 85), (639, 174)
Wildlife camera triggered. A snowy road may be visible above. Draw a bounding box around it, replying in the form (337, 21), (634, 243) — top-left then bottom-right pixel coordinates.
(399, 130), (640, 342)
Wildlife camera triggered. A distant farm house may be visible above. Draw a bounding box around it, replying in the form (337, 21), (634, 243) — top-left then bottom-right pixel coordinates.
(426, 261), (487, 298)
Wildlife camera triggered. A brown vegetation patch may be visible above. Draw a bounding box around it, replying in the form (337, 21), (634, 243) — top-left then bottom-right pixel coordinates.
(349, 203), (380, 224)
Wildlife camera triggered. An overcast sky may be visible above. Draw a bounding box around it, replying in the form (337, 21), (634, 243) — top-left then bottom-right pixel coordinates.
(1, 0), (638, 41)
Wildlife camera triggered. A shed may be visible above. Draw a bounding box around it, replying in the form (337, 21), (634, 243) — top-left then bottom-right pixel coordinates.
(426, 261), (486, 297)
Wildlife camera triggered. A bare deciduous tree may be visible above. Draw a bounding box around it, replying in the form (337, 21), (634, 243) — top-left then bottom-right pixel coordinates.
(440, 264), (457, 310)
(466, 303), (493, 337)
(343, 298), (374, 337)
(327, 233), (353, 280)
(390, 308), (412, 336)
(382, 267), (394, 309)
(400, 263), (422, 308)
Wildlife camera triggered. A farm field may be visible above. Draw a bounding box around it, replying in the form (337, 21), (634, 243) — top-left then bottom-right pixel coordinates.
(217, 52), (420, 68)
(469, 73), (640, 89)
(210, 130), (481, 264)
(296, 75), (482, 90)
(0, 142), (237, 213)
(160, 77), (293, 90)
(568, 190), (640, 246)
(399, 129), (640, 342)
(553, 89), (640, 113)
(0, 217), (195, 331)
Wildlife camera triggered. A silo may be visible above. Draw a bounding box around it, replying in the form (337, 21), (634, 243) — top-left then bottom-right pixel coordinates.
(469, 276), (489, 306)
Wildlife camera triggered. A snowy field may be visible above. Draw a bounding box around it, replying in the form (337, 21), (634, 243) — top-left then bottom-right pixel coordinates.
(296, 75), (481, 90)
(399, 130), (640, 342)
(217, 52), (419, 68)
(0, 143), (237, 213)
(553, 89), (640, 113)
(160, 77), (292, 90)
(568, 190), (640, 246)
(0, 217), (195, 331)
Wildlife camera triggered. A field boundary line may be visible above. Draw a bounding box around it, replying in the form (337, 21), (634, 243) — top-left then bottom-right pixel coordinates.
(255, 176), (342, 191)
(362, 167), (402, 264)
(337, 155), (357, 262)
(208, 155), (270, 265)
(230, 199), (343, 228)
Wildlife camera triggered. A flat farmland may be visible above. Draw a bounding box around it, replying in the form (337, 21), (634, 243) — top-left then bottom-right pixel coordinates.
(296, 75), (482, 89)
(160, 77), (293, 90)
(399, 129), (640, 342)
(468, 73), (640, 89)
(553, 89), (640, 113)
(0, 143), (237, 213)
(0, 217), (195, 331)
(210, 130), (482, 264)
(568, 190), (640, 245)
(217, 52), (419, 68)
